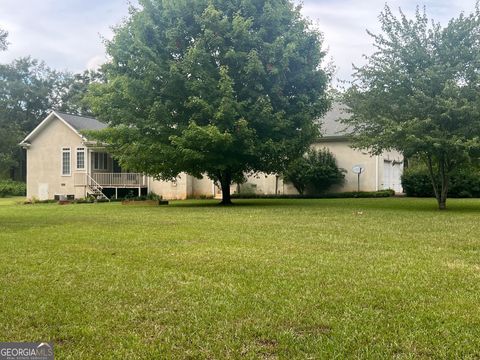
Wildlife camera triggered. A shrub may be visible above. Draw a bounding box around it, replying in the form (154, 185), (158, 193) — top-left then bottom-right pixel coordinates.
(23, 198), (56, 205)
(401, 168), (434, 197)
(145, 192), (162, 201)
(402, 166), (480, 198)
(121, 192), (162, 201)
(284, 148), (346, 195)
(0, 180), (26, 197)
(231, 190), (394, 199)
(449, 169), (480, 198)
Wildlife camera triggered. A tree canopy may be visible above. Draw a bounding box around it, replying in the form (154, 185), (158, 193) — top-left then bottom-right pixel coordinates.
(0, 58), (77, 179)
(88, 0), (330, 204)
(0, 26), (100, 180)
(343, 4), (480, 210)
(59, 69), (103, 116)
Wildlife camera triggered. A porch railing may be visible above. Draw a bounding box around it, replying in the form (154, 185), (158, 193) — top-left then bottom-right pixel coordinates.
(74, 173), (147, 187)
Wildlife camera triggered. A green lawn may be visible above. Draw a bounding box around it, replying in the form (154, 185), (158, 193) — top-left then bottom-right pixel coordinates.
(1, 198), (479, 359)
(0, 197), (24, 206)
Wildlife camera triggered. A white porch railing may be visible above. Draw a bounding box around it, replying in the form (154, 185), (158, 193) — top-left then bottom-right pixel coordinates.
(75, 173), (147, 187)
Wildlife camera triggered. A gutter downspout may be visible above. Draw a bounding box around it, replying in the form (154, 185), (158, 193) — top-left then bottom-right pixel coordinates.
(375, 155), (380, 191)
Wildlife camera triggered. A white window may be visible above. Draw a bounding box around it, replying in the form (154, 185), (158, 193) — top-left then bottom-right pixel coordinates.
(61, 148), (71, 176)
(93, 152), (108, 171)
(76, 148), (85, 170)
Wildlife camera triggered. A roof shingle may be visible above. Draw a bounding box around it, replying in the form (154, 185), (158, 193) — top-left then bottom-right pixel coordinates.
(318, 102), (352, 138)
(55, 112), (107, 132)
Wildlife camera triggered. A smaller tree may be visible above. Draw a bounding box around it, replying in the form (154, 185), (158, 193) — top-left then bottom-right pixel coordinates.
(343, 5), (480, 210)
(284, 148), (345, 195)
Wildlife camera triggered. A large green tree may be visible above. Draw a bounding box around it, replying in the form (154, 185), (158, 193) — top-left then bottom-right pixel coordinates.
(88, 0), (330, 204)
(344, 5), (480, 210)
(0, 58), (73, 179)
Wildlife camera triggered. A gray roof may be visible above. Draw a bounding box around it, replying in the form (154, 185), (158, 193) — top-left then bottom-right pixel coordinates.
(318, 102), (353, 138)
(56, 112), (107, 132)
(55, 105), (349, 139)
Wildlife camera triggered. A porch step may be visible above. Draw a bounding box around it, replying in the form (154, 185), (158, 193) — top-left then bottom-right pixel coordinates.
(87, 174), (110, 201)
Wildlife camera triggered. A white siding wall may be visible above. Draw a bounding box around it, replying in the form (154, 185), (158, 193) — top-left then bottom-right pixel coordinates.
(149, 173), (190, 200)
(26, 117), (86, 200)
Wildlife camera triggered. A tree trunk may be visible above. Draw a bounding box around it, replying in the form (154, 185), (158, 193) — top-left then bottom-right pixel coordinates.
(437, 156), (450, 211)
(219, 171), (233, 205)
(437, 165), (449, 211)
(437, 194), (447, 210)
(425, 154), (449, 211)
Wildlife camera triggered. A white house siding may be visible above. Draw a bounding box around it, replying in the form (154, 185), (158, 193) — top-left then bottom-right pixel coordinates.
(148, 175), (215, 199)
(149, 173), (190, 200)
(310, 142), (403, 193)
(312, 141), (379, 192)
(238, 174), (294, 195)
(190, 177), (216, 198)
(26, 117), (86, 200)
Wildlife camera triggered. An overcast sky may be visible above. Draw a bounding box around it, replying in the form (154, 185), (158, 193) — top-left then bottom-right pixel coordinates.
(0, 0), (476, 82)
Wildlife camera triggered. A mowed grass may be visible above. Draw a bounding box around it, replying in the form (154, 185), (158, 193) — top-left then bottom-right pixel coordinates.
(1, 198), (480, 359)
(0, 197), (24, 206)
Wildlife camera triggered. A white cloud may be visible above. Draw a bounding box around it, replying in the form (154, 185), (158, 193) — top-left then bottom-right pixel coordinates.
(86, 55), (107, 71)
(0, 0), (131, 72)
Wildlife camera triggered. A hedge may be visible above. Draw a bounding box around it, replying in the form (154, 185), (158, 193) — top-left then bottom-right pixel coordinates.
(401, 167), (480, 198)
(231, 190), (395, 199)
(0, 180), (26, 197)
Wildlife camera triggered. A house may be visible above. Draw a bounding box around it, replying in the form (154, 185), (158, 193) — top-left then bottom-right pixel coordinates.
(20, 104), (403, 200)
(313, 102), (404, 193)
(18, 111), (214, 200)
(229, 103), (404, 196)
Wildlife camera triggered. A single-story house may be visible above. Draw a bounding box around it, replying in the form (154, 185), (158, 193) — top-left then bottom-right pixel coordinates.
(19, 104), (403, 200)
